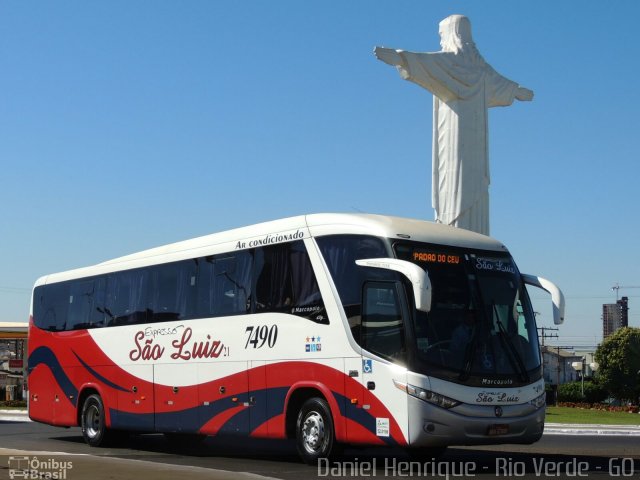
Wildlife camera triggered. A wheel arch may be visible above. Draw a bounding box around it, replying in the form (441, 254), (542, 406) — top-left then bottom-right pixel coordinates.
(283, 381), (346, 442)
(76, 384), (110, 427)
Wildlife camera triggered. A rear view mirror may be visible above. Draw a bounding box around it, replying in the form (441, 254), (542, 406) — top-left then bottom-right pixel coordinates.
(522, 274), (565, 325)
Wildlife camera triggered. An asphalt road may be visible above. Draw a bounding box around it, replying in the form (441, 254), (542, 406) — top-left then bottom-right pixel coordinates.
(1, 419), (640, 480)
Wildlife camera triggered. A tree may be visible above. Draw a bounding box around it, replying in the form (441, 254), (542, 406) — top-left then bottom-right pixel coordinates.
(594, 327), (640, 404)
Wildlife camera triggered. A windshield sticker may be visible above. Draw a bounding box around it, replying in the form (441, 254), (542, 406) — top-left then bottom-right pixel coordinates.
(474, 257), (516, 274)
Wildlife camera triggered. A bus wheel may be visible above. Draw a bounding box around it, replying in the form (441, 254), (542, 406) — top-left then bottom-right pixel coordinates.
(295, 397), (335, 464)
(81, 394), (115, 447)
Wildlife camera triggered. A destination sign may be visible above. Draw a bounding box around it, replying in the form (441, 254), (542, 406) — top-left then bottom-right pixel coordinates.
(412, 250), (460, 265)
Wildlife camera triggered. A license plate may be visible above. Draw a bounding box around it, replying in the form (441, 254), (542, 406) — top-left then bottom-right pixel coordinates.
(487, 424), (509, 436)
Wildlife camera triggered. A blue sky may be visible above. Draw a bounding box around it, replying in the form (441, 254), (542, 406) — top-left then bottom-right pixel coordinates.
(1, 1), (639, 349)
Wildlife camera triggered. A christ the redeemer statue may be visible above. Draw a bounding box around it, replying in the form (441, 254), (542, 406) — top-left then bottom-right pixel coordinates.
(375, 14), (533, 236)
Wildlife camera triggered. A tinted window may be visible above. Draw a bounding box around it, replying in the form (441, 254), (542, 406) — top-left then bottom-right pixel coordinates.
(68, 280), (96, 330)
(196, 250), (253, 317)
(317, 235), (394, 335)
(88, 277), (107, 327)
(255, 241), (326, 322)
(33, 240), (326, 331)
(317, 235), (390, 306)
(362, 282), (407, 362)
(149, 260), (198, 322)
(33, 282), (69, 332)
(104, 269), (148, 326)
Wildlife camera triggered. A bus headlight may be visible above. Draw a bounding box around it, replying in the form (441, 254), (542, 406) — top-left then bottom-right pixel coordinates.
(529, 393), (546, 409)
(394, 380), (460, 409)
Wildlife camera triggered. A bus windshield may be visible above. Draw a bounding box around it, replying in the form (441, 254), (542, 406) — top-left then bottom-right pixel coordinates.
(394, 242), (541, 387)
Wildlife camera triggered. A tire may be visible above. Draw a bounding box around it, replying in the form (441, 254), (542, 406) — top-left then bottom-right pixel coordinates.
(295, 397), (336, 464)
(81, 394), (117, 447)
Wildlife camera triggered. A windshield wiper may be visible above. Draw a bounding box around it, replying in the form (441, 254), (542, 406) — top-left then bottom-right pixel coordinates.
(493, 303), (529, 383)
(458, 329), (479, 381)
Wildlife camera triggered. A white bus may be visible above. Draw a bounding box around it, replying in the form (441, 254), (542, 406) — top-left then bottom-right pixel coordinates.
(28, 213), (564, 463)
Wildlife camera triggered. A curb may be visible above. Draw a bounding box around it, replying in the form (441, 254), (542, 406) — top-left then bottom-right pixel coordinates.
(545, 423), (640, 436)
(0, 410), (30, 422)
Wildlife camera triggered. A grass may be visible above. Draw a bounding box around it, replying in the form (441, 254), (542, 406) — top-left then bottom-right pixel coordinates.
(546, 406), (640, 426)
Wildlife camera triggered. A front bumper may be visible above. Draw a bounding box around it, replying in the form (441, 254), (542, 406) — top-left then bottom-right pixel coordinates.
(407, 395), (545, 447)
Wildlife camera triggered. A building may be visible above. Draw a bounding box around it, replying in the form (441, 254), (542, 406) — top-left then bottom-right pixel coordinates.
(603, 296), (629, 339)
(0, 322), (27, 401)
(541, 346), (583, 386)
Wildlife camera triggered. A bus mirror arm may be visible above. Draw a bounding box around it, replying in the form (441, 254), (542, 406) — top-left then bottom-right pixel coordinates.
(521, 274), (565, 325)
(355, 258), (432, 312)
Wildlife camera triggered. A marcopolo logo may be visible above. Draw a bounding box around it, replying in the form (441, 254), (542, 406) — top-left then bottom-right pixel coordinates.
(8, 456), (73, 479)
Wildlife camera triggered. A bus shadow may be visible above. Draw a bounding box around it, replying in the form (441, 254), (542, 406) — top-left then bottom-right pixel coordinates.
(48, 433), (640, 476)
(51, 432), (301, 462)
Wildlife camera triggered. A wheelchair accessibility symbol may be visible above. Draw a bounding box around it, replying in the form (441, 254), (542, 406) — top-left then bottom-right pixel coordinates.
(362, 359), (373, 374)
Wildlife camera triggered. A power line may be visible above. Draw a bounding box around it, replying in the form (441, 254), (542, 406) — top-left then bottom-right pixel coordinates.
(0, 286), (31, 293)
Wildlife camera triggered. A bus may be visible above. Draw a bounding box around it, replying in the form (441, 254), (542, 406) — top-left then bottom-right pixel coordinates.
(27, 213), (564, 463)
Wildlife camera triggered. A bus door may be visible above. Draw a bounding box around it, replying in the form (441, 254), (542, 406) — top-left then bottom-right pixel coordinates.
(343, 353), (367, 443)
(356, 281), (409, 442)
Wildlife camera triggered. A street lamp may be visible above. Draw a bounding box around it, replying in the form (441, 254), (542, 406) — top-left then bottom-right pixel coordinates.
(570, 359), (599, 398)
(571, 358), (585, 397)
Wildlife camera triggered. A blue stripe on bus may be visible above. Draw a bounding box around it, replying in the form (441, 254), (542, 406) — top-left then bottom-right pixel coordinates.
(110, 386), (290, 434)
(332, 391), (398, 446)
(27, 346), (78, 407)
(109, 409), (155, 431)
(72, 350), (130, 393)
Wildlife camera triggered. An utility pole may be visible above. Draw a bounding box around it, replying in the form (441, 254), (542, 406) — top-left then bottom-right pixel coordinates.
(537, 326), (561, 406)
(538, 326), (559, 347)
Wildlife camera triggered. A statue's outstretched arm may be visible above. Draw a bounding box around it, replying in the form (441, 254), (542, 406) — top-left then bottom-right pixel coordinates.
(515, 87), (534, 101)
(374, 46), (402, 67)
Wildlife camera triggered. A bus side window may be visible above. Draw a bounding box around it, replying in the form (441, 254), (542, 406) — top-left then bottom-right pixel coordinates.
(361, 281), (406, 362)
(89, 277), (107, 328)
(213, 251), (253, 316)
(34, 282), (69, 332)
(105, 269), (148, 326)
(68, 279), (96, 330)
(195, 256), (215, 317)
(254, 241), (326, 321)
(255, 245), (293, 312)
(149, 260), (198, 322)
(289, 241), (324, 311)
(317, 235), (394, 333)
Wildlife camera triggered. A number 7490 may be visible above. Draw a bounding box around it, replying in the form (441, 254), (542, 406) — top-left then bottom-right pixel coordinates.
(244, 325), (278, 349)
